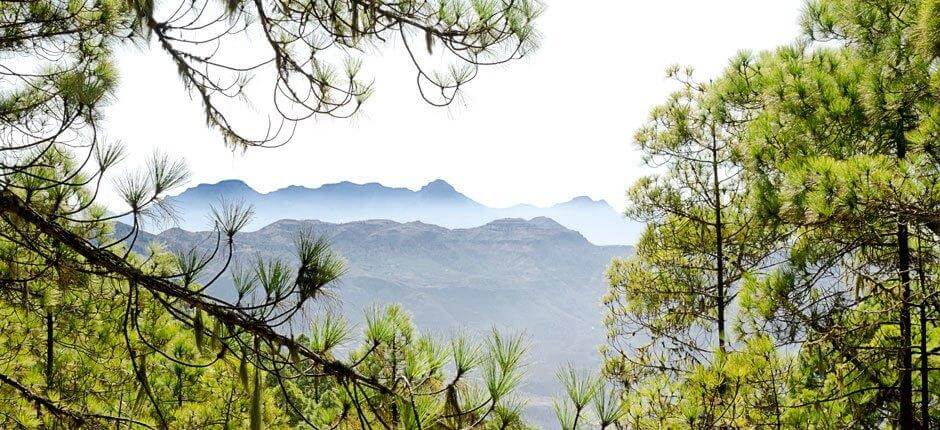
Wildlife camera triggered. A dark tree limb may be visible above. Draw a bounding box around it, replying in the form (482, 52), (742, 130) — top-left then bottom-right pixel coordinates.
(0, 188), (393, 396)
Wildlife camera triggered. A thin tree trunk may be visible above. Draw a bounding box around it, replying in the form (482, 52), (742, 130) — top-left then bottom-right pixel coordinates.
(45, 310), (54, 392)
(116, 394), (123, 430)
(899, 222), (914, 429)
(712, 129), (725, 354)
(917, 251), (929, 429)
(896, 124), (914, 430)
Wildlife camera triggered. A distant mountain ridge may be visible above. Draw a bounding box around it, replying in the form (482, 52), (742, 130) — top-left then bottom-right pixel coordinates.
(159, 179), (641, 245)
(120, 217), (634, 425)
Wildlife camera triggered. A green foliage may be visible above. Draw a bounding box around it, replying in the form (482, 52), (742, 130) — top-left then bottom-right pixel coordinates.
(594, 0), (940, 428)
(2, 0), (544, 426)
(276, 305), (531, 429)
(294, 230), (346, 302)
(0, 197), (534, 428)
(552, 366), (623, 429)
(0, 238), (286, 428)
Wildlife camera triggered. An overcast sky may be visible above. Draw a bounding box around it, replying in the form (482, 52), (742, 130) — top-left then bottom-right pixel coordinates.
(102, 0), (805, 211)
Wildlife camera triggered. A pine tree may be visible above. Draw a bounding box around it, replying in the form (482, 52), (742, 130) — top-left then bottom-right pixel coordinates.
(722, 0), (940, 424)
(594, 1), (940, 427)
(601, 67), (779, 427)
(0, 0), (541, 426)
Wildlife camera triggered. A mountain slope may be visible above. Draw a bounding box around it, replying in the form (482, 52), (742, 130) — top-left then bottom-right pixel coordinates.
(122, 217), (633, 423)
(159, 179), (641, 245)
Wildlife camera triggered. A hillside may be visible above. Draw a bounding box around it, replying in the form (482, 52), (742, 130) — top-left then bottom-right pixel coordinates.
(122, 217), (633, 424)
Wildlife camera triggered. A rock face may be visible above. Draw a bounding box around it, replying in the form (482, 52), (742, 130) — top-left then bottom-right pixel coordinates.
(157, 179), (642, 245)
(120, 217), (633, 425)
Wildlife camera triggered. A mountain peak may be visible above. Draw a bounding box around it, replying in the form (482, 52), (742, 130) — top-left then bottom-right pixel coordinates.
(571, 195), (598, 204)
(528, 216), (566, 229)
(558, 195), (613, 208)
(418, 179), (470, 202)
(483, 217), (566, 231)
(419, 179), (457, 194)
(319, 181), (356, 190)
(183, 179), (257, 196)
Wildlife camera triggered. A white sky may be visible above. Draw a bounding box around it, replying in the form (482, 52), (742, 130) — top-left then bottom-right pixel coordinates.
(102, 0), (805, 211)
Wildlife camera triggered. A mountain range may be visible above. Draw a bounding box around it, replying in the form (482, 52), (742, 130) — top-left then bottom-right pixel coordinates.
(121, 216), (633, 426)
(156, 179), (641, 245)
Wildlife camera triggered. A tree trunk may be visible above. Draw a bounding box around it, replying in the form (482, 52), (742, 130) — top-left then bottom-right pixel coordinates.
(45, 310), (54, 392)
(918, 261), (929, 428)
(712, 131), (726, 354)
(896, 124), (914, 430)
(899, 222), (914, 429)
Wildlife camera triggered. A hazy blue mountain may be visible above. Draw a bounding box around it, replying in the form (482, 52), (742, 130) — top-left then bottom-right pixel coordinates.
(158, 179), (641, 245)
(120, 217), (633, 426)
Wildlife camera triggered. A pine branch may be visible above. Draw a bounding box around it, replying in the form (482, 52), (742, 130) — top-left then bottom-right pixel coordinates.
(0, 188), (394, 396)
(0, 372), (154, 428)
